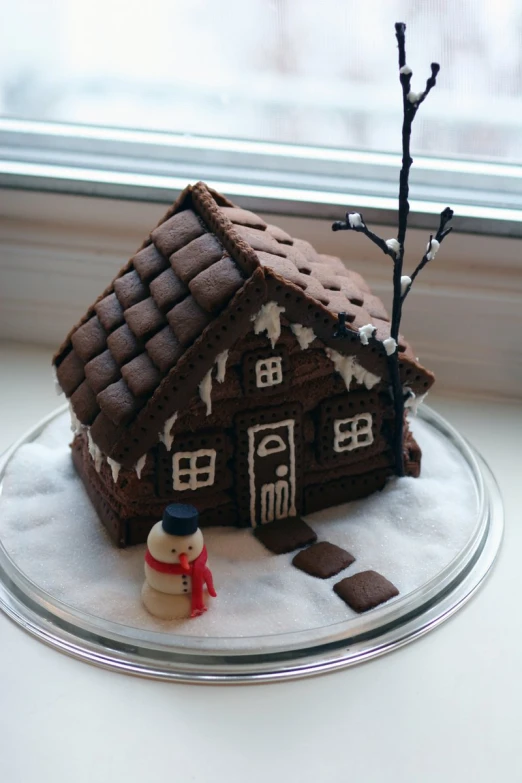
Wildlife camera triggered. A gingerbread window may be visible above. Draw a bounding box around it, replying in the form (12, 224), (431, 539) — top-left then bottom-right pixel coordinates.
(173, 449), (216, 491)
(333, 413), (374, 453)
(256, 357), (283, 388)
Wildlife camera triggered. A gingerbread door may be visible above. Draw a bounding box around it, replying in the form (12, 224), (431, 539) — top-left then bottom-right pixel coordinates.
(235, 403), (302, 527)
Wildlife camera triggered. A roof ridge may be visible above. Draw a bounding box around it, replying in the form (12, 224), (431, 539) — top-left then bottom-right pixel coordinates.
(191, 182), (260, 277)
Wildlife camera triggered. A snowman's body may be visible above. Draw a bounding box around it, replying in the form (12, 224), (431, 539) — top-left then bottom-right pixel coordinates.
(142, 510), (215, 620)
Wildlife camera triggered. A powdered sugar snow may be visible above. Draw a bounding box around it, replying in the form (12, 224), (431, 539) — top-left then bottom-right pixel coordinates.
(0, 410), (478, 642)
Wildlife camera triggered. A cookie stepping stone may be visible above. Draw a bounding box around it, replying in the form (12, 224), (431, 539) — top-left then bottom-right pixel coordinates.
(334, 570), (399, 613)
(253, 516), (317, 555)
(292, 541), (355, 579)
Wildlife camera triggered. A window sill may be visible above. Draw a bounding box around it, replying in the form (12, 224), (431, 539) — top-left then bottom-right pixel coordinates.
(1, 189), (521, 400)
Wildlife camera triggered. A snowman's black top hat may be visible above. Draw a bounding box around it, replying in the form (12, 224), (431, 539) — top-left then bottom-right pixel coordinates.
(162, 504), (199, 537)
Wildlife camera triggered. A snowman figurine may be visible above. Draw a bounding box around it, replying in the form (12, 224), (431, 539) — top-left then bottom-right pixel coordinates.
(142, 503), (216, 620)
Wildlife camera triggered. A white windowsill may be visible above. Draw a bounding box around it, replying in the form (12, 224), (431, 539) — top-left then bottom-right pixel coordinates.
(1, 188), (522, 399)
(0, 341), (520, 783)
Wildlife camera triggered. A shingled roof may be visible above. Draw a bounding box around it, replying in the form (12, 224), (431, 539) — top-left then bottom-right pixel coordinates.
(53, 182), (434, 469)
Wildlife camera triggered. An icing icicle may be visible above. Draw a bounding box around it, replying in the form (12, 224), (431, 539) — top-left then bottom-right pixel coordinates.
(87, 430), (103, 473)
(199, 370), (213, 416)
(325, 348), (381, 391)
(68, 402), (82, 435)
(134, 454), (147, 479)
(290, 324), (316, 350)
(404, 388), (428, 416)
(215, 349), (229, 383)
(107, 458), (121, 483)
(252, 302), (285, 348)
(358, 324), (376, 346)
(160, 412), (178, 451)
(52, 365), (63, 396)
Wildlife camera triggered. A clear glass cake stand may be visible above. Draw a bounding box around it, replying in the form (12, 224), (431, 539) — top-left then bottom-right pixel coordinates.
(0, 405), (503, 684)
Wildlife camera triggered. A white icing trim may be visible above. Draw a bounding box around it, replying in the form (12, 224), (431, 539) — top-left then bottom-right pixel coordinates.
(173, 449), (216, 491)
(251, 301), (285, 348)
(215, 349), (229, 383)
(407, 91), (421, 104)
(400, 64), (412, 75)
(383, 337), (397, 356)
(325, 348), (381, 391)
(107, 457), (121, 483)
(257, 434), (286, 456)
(199, 370), (213, 416)
(404, 388), (428, 416)
(68, 402), (83, 435)
(159, 412), (178, 451)
(385, 238), (400, 254)
(134, 454), (147, 479)
(247, 419), (296, 527)
(401, 275), (412, 295)
(348, 213), (363, 229)
(426, 238), (440, 261)
(334, 413), (374, 452)
(290, 323), (316, 350)
(358, 324), (376, 346)
(255, 357), (283, 388)
(52, 365), (63, 396)
(87, 430), (103, 473)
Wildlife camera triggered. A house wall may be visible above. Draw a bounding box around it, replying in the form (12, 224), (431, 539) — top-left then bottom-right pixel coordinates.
(76, 322), (417, 543)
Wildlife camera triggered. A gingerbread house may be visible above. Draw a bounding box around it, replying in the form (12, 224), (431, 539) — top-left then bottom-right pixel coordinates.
(53, 182), (434, 547)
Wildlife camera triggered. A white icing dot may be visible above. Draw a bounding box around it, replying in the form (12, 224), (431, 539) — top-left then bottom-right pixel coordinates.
(383, 337), (397, 356)
(400, 275), (412, 295)
(407, 91), (421, 104)
(426, 238), (440, 261)
(348, 213), (363, 229)
(400, 64), (412, 76)
(251, 301), (285, 349)
(386, 238), (400, 254)
(290, 323), (316, 350)
(358, 324), (376, 346)
(159, 412), (178, 451)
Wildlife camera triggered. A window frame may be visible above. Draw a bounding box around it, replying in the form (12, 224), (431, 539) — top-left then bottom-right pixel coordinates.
(3, 117), (522, 238)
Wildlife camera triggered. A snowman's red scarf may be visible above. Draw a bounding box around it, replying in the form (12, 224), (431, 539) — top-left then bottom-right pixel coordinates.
(145, 546), (216, 617)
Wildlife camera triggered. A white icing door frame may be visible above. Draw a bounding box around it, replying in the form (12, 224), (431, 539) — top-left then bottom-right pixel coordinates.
(247, 419), (297, 527)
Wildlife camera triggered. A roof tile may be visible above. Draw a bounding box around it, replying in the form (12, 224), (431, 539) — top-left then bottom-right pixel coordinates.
(132, 244), (169, 282)
(94, 293), (125, 332)
(56, 349), (85, 396)
(219, 207), (267, 229)
(167, 296), (213, 347)
(170, 233), (224, 283)
(97, 378), (142, 426)
(70, 380), (100, 425)
(107, 324), (141, 366)
(189, 256), (245, 314)
(149, 268), (188, 312)
(121, 353), (163, 398)
(84, 349), (121, 395)
(146, 327), (184, 373)
(70, 316), (107, 363)
(124, 298), (166, 341)
(114, 270), (148, 309)
(151, 209), (205, 257)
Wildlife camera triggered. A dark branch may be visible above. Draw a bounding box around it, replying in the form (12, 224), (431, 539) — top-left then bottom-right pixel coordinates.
(402, 207), (454, 300)
(332, 213), (396, 260)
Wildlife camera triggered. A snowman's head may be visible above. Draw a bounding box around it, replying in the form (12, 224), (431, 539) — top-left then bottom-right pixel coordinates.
(147, 522), (204, 566)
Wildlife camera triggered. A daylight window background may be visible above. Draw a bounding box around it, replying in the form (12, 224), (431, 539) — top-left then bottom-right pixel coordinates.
(2, 0), (522, 163)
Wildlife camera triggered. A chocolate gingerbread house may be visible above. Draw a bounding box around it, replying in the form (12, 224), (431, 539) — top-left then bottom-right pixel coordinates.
(53, 182), (434, 547)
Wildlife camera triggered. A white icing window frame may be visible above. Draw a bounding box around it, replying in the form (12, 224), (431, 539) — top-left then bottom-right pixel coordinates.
(173, 449), (216, 491)
(333, 413), (374, 453)
(255, 357), (283, 388)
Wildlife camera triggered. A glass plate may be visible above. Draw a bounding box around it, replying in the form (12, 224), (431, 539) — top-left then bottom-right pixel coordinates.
(0, 405), (503, 683)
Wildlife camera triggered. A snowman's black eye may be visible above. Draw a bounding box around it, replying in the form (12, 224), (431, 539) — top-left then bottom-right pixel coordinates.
(171, 548), (176, 553)
(188, 546), (193, 550)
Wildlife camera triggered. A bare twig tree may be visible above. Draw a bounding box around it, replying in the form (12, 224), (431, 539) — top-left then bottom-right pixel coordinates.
(332, 22), (454, 476)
